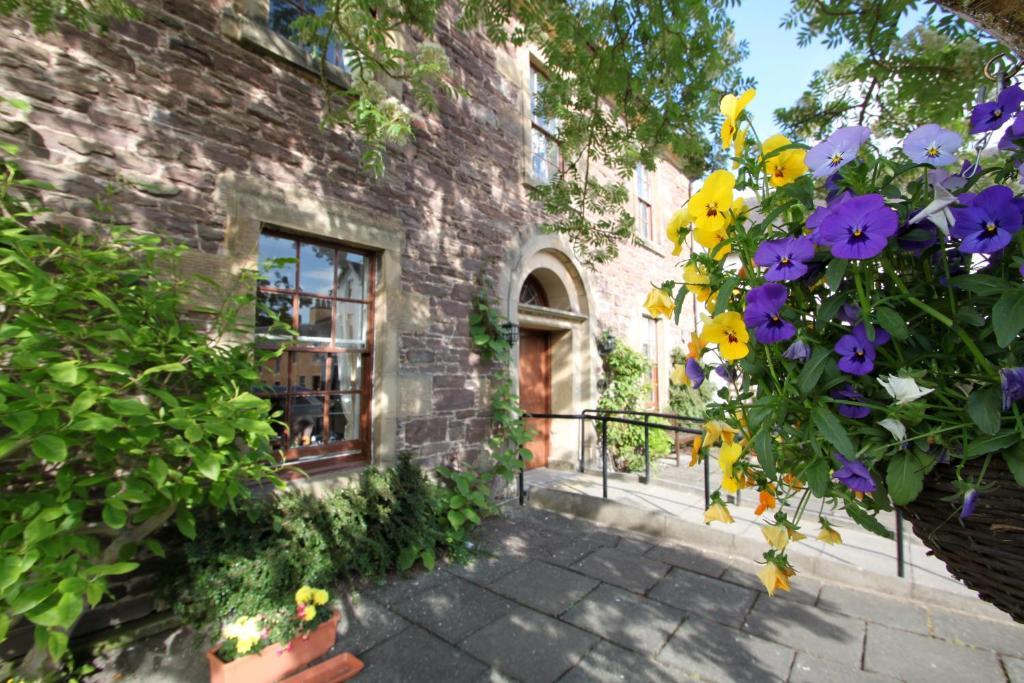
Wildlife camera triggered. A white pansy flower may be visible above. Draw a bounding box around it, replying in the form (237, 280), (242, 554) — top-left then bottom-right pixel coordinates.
(878, 375), (934, 404)
(878, 417), (907, 442)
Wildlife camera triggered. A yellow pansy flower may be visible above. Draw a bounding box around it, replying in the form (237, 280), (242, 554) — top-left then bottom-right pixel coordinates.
(721, 474), (741, 493)
(758, 562), (792, 596)
(687, 331), (705, 360)
(732, 127), (747, 169)
(701, 311), (750, 361)
(728, 197), (748, 222)
(694, 222), (732, 260)
(688, 435), (702, 467)
(683, 262), (712, 302)
(788, 528), (807, 543)
(223, 616), (263, 655)
(295, 586), (314, 605)
(761, 134), (808, 187)
(690, 170), (735, 234)
(704, 501), (735, 525)
(762, 524), (789, 551)
(665, 208), (692, 257)
(643, 288), (675, 319)
(703, 420), (739, 447)
(718, 441), (742, 475)
(719, 88), (756, 149)
(817, 520), (843, 545)
(669, 364), (688, 386)
(311, 588), (329, 606)
(299, 604), (317, 622)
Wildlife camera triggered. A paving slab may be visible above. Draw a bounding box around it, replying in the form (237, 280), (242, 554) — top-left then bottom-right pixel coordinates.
(560, 640), (696, 683)
(721, 565), (822, 606)
(863, 622), (1005, 683)
(929, 607), (1024, 657)
(616, 537), (654, 555)
(459, 609), (599, 683)
(445, 549), (531, 586)
(656, 615), (795, 683)
(532, 534), (612, 568)
(1004, 656), (1024, 683)
(743, 594), (866, 668)
(560, 583), (683, 656)
(333, 595), (409, 655)
(648, 566), (757, 628)
(644, 543), (729, 578)
(816, 584), (930, 635)
(489, 560), (598, 616)
(788, 652), (900, 683)
(572, 546), (670, 594)
(358, 625), (488, 683)
(86, 627), (209, 683)
(390, 576), (514, 644)
(361, 567), (450, 607)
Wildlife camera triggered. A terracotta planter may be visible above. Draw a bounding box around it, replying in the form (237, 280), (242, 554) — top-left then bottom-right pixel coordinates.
(208, 612), (340, 683)
(901, 457), (1024, 623)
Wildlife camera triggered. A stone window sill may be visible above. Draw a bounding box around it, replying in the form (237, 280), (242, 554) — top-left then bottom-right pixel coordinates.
(218, 8), (351, 89)
(637, 236), (665, 257)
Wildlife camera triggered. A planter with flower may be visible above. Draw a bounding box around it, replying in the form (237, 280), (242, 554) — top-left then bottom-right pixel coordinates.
(651, 74), (1024, 620)
(208, 586), (345, 683)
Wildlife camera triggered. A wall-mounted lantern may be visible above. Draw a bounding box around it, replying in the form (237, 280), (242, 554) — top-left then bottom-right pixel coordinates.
(500, 322), (520, 345)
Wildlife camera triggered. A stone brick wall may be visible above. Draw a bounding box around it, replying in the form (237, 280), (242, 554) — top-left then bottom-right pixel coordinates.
(0, 0), (693, 468)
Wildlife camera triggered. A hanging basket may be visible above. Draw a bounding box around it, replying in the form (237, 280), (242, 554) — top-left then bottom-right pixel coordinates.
(900, 456), (1024, 623)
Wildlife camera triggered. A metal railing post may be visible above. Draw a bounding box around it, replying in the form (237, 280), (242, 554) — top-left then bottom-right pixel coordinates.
(643, 414), (650, 485)
(703, 445), (710, 510)
(578, 413), (585, 473)
(601, 417), (608, 499)
(518, 450), (524, 506)
(896, 508), (905, 577)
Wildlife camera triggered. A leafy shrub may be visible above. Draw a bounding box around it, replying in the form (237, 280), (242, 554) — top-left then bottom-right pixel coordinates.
(168, 453), (456, 646)
(668, 346), (715, 419)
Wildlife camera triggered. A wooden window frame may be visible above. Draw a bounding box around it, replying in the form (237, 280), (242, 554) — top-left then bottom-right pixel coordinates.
(637, 164), (654, 242)
(255, 227), (375, 471)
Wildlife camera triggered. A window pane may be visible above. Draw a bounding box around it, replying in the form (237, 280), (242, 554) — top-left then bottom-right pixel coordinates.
(268, 0), (347, 71)
(256, 292), (293, 337)
(327, 394), (360, 442)
(532, 129), (560, 184)
(299, 243), (335, 295)
(298, 296), (333, 344)
(330, 353), (362, 391)
(290, 352), (328, 391)
(257, 354), (288, 392)
(637, 164), (650, 200)
(640, 202), (652, 241)
(258, 234), (296, 289)
(335, 302), (367, 348)
(337, 251), (367, 299)
(289, 394), (325, 448)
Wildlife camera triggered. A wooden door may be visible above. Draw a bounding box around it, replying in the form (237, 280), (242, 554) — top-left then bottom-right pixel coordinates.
(519, 329), (551, 469)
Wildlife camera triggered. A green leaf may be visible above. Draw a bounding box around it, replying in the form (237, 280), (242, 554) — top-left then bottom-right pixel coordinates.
(753, 427), (775, 479)
(71, 412), (120, 431)
(58, 577), (87, 595)
(447, 509), (465, 530)
(397, 546), (418, 571)
(463, 507), (481, 525)
(803, 458), (830, 497)
(817, 293), (846, 324)
(47, 360), (82, 386)
(992, 288), (1024, 347)
(183, 423), (203, 443)
(10, 584), (53, 615)
(811, 405), (856, 457)
(0, 613), (9, 643)
(85, 581), (105, 607)
(107, 398), (150, 416)
(47, 630), (69, 663)
(1004, 445), (1024, 487)
(31, 435), (67, 462)
(0, 142), (20, 156)
(886, 451), (925, 505)
(449, 494), (465, 510)
(176, 509), (196, 539)
(797, 347), (831, 395)
(421, 546), (436, 571)
(194, 452), (221, 480)
(30, 591), (83, 629)
(139, 362), (186, 378)
(713, 276), (739, 315)
(102, 503), (127, 529)
(148, 457), (169, 486)
(967, 387), (1002, 435)
(966, 431), (1020, 458)
(846, 502), (894, 539)
(2, 410), (38, 434)
(950, 274), (1006, 296)
(825, 258), (847, 291)
(874, 306), (908, 341)
(82, 562), (138, 578)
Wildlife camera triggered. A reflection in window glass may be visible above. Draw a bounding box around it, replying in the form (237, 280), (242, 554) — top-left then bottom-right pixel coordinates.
(258, 234), (296, 289)
(267, 0), (348, 71)
(531, 128), (560, 184)
(298, 296), (333, 343)
(255, 292), (293, 337)
(328, 394), (359, 441)
(337, 252), (367, 299)
(331, 353), (362, 391)
(335, 301), (367, 348)
(289, 394), (324, 447)
(299, 243), (335, 295)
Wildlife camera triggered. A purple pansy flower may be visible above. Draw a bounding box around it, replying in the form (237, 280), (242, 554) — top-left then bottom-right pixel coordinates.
(834, 324), (889, 376)
(1000, 367), (1024, 411)
(928, 164), (968, 192)
(970, 84), (1024, 134)
(950, 185), (1023, 254)
(830, 384), (871, 419)
(714, 363), (736, 383)
(753, 236), (816, 282)
(897, 219), (939, 255)
(782, 339), (811, 362)
(818, 193), (899, 260)
(833, 453), (876, 494)
(806, 192), (855, 244)
(903, 124), (962, 167)
(685, 357), (704, 389)
(837, 303), (860, 324)
(744, 283), (795, 344)
(805, 126), (871, 178)
(960, 489), (979, 520)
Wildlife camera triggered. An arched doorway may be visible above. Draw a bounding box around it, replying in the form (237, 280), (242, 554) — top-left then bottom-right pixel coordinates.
(501, 235), (598, 471)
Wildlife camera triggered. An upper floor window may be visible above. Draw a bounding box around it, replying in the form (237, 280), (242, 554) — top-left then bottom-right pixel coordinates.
(255, 229), (373, 468)
(636, 164), (653, 242)
(530, 65), (561, 184)
(268, 0), (348, 71)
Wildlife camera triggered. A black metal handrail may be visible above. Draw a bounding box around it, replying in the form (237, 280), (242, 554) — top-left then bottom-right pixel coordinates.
(518, 408), (907, 578)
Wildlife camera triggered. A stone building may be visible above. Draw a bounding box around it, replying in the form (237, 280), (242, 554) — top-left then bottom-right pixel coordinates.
(0, 0), (695, 484)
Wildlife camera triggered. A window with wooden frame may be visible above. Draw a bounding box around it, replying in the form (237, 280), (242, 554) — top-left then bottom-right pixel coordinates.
(529, 64), (561, 184)
(266, 0), (348, 71)
(636, 163), (653, 242)
(642, 316), (660, 409)
(254, 229), (374, 469)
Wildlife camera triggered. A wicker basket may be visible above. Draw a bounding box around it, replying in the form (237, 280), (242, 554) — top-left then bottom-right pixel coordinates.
(901, 456), (1024, 623)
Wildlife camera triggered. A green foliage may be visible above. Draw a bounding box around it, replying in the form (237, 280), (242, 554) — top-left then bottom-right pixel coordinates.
(668, 347), (714, 419)
(169, 453), (453, 656)
(0, 98), (283, 675)
(775, 1), (1002, 138)
(0, 0), (139, 32)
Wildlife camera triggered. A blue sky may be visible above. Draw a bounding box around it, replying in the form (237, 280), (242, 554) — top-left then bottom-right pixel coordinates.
(729, 2), (924, 138)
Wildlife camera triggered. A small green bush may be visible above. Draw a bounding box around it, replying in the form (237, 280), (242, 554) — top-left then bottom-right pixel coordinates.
(668, 346), (715, 419)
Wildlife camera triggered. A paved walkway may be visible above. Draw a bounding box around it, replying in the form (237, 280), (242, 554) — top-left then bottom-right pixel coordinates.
(525, 460), (967, 595)
(92, 506), (1024, 683)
